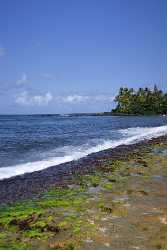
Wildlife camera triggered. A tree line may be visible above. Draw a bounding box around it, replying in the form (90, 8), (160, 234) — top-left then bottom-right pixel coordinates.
(112, 85), (167, 115)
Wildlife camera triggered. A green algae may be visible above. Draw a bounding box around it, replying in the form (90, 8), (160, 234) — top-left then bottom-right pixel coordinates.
(0, 141), (167, 249)
(24, 229), (43, 238)
(106, 174), (117, 182)
(87, 175), (101, 187)
(0, 186), (97, 249)
(0, 232), (8, 240)
(103, 182), (113, 190)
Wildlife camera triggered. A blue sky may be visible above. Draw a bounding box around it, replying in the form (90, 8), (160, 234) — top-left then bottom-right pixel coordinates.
(0, 0), (167, 114)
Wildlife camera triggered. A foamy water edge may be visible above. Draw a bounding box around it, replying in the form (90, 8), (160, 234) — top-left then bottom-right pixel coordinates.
(0, 125), (167, 180)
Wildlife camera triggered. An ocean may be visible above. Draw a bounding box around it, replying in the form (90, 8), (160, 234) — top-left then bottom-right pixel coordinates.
(0, 114), (167, 180)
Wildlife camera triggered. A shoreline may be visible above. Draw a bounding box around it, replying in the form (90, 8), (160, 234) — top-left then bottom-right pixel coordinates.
(1, 135), (167, 205)
(0, 113), (166, 117)
(0, 135), (167, 249)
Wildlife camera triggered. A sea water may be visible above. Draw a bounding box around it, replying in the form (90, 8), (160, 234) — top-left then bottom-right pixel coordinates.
(0, 114), (167, 179)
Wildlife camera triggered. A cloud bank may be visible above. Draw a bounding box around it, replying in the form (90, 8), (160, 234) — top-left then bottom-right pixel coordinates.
(15, 92), (114, 106)
(15, 91), (53, 106)
(57, 94), (114, 104)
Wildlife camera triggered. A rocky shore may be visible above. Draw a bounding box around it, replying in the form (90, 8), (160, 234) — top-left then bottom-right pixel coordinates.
(0, 135), (167, 205)
(0, 135), (167, 249)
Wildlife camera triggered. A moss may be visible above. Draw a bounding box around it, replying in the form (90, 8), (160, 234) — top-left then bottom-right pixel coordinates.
(1, 141), (167, 249)
(38, 187), (87, 209)
(103, 182), (113, 190)
(73, 225), (81, 235)
(66, 214), (78, 222)
(0, 202), (43, 227)
(74, 175), (89, 187)
(72, 219), (96, 238)
(32, 220), (48, 229)
(58, 221), (70, 230)
(0, 231), (8, 240)
(24, 228), (43, 238)
(0, 242), (27, 250)
(0, 186), (88, 249)
(88, 175), (101, 187)
(106, 175), (117, 182)
(38, 199), (71, 208)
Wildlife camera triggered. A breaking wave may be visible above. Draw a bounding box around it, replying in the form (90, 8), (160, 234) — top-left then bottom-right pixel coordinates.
(0, 125), (167, 180)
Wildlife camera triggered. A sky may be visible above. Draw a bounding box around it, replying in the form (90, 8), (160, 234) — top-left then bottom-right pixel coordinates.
(0, 0), (167, 114)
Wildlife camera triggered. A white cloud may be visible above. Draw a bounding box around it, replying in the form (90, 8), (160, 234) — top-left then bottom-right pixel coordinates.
(15, 91), (53, 106)
(16, 73), (28, 85)
(61, 95), (89, 103)
(15, 92), (114, 107)
(56, 94), (114, 104)
(0, 47), (6, 57)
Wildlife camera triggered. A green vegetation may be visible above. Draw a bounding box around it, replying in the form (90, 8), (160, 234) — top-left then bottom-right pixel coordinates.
(112, 85), (167, 115)
(0, 142), (167, 249)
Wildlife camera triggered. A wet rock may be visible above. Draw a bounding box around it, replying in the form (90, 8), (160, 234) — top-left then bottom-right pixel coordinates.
(45, 225), (60, 233)
(9, 213), (40, 231)
(0, 135), (167, 205)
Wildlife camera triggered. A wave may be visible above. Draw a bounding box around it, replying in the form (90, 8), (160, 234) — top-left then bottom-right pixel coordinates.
(0, 125), (167, 180)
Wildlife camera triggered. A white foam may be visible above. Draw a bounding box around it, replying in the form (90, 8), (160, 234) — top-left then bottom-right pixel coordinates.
(0, 125), (167, 180)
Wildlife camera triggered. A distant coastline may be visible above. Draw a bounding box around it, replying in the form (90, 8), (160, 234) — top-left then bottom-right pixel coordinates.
(67, 112), (167, 117)
(0, 112), (166, 117)
(1, 85), (167, 117)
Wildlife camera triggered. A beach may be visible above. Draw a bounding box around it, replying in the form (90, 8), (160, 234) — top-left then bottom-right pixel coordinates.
(2, 0), (167, 248)
(0, 135), (167, 249)
(0, 135), (167, 205)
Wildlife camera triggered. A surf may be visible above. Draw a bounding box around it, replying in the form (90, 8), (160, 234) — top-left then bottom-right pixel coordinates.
(0, 124), (167, 180)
